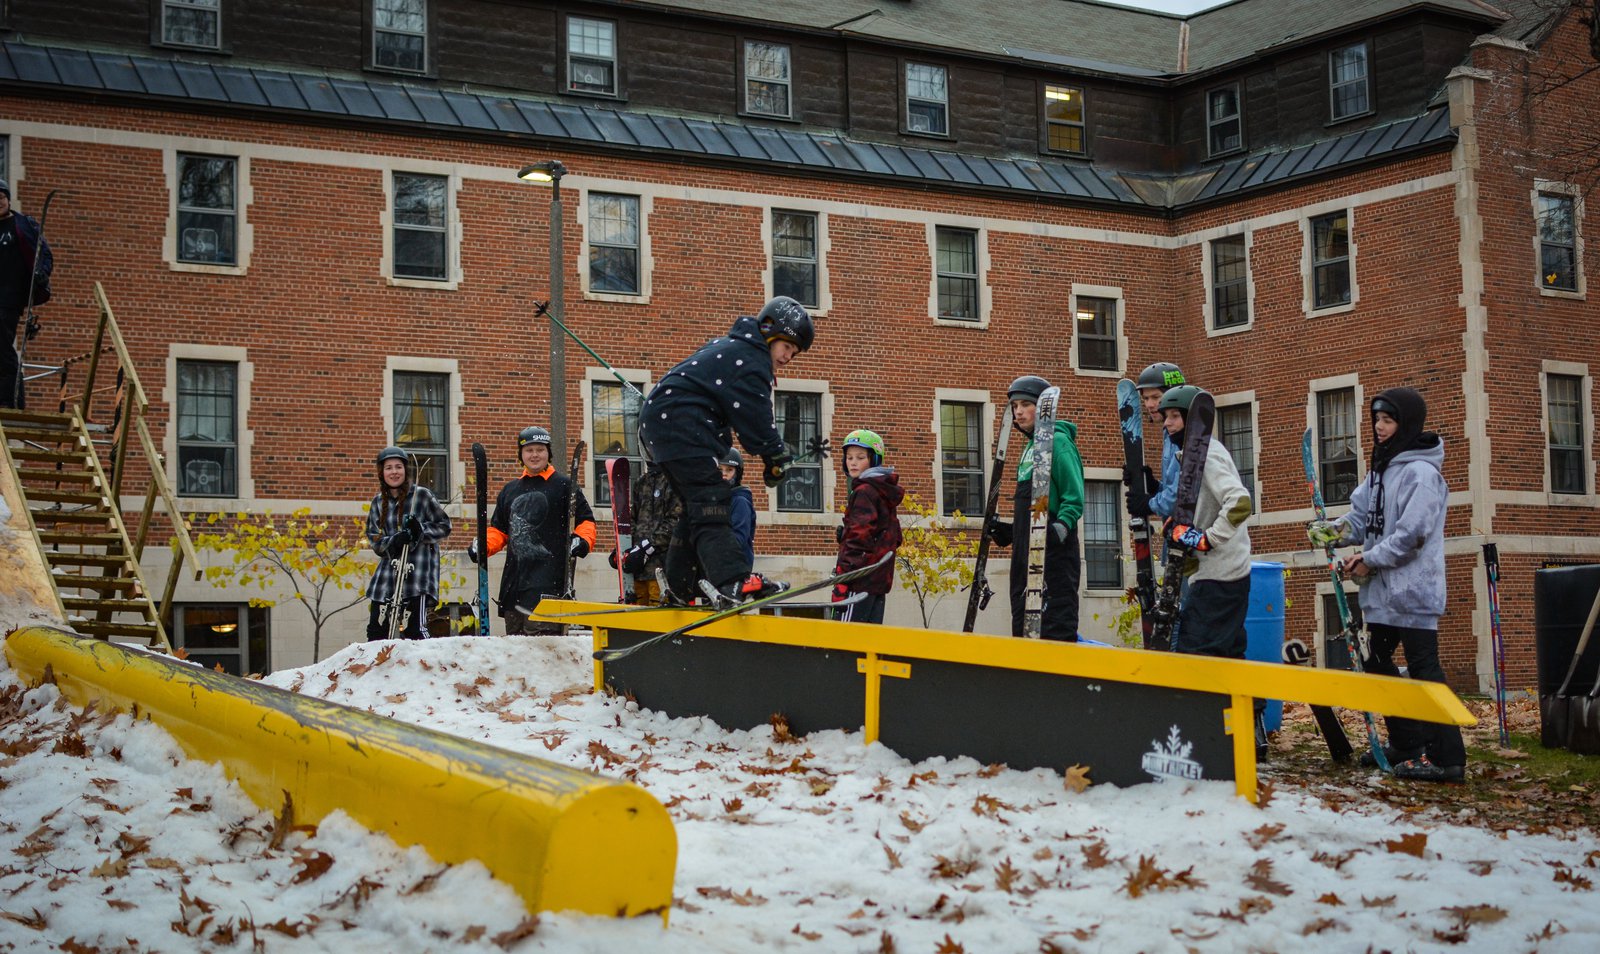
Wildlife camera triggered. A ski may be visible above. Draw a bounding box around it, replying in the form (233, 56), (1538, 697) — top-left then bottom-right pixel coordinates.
(593, 551), (895, 662)
(1022, 386), (1060, 639)
(1282, 638), (1355, 763)
(1302, 427), (1391, 773)
(1148, 391), (1214, 650)
(606, 456), (635, 602)
(1117, 379), (1158, 650)
(561, 440), (586, 600)
(471, 442), (491, 636)
(962, 402), (1013, 632)
(13, 189), (57, 409)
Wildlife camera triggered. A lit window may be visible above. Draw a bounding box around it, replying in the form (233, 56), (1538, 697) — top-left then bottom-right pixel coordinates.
(173, 603), (270, 676)
(1045, 85), (1085, 154)
(394, 370), (450, 496)
(939, 401), (984, 517)
(1076, 296), (1118, 371)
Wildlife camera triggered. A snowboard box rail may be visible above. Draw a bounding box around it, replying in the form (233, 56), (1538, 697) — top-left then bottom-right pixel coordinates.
(4, 626), (676, 920)
(537, 602), (1473, 803)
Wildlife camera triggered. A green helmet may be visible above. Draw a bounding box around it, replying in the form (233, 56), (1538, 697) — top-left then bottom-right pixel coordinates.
(1157, 384), (1204, 416)
(1137, 362), (1186, 391)
(843, 429), (885, 466)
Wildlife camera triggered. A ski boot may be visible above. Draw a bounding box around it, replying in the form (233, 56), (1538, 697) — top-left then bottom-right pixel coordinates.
(699, 572), (789, 609)
(656, 568), (693, 607)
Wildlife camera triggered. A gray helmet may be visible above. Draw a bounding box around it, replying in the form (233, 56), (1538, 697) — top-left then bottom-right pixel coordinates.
(756, 296), (814, 352)
(517, 425), (552, 449)
(1157, 384), (1204, 416)
(1007, 375), (1051, 404)
(376, 445), (409, 466)
(1136, 362), (1186, 391)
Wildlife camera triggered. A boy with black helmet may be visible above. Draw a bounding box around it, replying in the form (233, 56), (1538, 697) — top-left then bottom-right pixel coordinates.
(985, 375), (1085, 640)
(832, 429), (904, 624)
(364, 446), (452, 640)
(720, 447), (757, 571)
(1305, 387), (1465, 782)
(472, 425), (597, 634)
(639, 296), (813, 606)
(1127, 361), (1187, 519)
(611, 458), (682, 603)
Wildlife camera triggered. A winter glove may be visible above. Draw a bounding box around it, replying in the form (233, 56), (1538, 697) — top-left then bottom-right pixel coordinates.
(1050, 520), (1070, 545)
(1306, 519), (1342, 548)
(620, 541), (656, 575)
(832, 583), (851, 603)
(569, 536), (590, 559)
(377, 533), (403, 557)
(403, 514), (423, 545)
(467, 541), (481, 565)
(761, 452), (794, 488)
(1125, 484), (1153, 518)
(1166, 521), (1211, 552)
(607, 547), (620, 570)
(835, 525), (845, 545)
(986, 517), (1013, 548)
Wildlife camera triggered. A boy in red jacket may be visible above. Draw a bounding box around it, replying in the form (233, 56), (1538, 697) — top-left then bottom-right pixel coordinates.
(832, 430), (904, 623)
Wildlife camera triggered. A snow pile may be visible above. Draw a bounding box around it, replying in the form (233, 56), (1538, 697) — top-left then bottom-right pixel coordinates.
(3, 635), (1597, 952)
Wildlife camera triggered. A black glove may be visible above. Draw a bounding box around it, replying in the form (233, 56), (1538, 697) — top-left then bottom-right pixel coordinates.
(377, 533), (402, 557)
(569, 536), (591, 559)
(608, 547), (620, 569)
(986, 517), (1013, 548)
(1050, 520), (1070, 545)
(621, 540), (656, 575)
(762, 452), (793, 488)
(467, 541), (481, 565)
(1126, 484), (1153, 518)
(403, 514), (423, 544)
(835, 525), (845, 545)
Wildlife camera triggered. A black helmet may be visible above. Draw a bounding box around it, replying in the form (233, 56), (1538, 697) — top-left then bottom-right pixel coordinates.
(376, 446), (410, 467)
(1007, 375), (1051, 404)
(718, 446), (745, 484)
(756, 296), (814, 352)
(1137, 362), (1186, 391)
(518, 426), (552, 449)
(1157, 384), (1204, 416)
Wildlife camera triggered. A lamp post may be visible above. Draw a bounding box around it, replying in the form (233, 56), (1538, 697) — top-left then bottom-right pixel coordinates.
(518, 160), (569, 456)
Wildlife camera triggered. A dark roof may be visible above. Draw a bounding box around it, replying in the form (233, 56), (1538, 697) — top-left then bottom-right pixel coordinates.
(1186, 0), (1505, 71)
(0, 39), (1457, 211)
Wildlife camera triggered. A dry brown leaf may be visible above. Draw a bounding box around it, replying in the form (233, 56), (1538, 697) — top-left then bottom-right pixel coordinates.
(587, 740), (626, 766)
(898, 812), (927, 833)
(384, 693), (409, 704)
(52, 733), (89, 757)
(292, 848), (335, 884)
(721, 797), (744, 814)
(1362, 895), (1397, 908)
(1318, 892), (1344, 906)
(1081, 840), (1113, 869)
(880, 840), (902, 870)
(0, 908), (46, 929)
(932, 854), (981, 879)
(1443, 904), (1507, 927)
(971, 793), (1014, 820)
(1469, 860), (1495, 876)
(115, 831), (151, 857)
(268, 791), (295, 852)
(1063, 764), (1091, 794)
(547, 687), (585, 706)
(935, 934), (964, 953)
(770, 713), (796, 743)
(105, 898), (135, 911)
(1553, 867), (1593, 891)
(977, 763), (1005, 778)
(90, 856), (130, 878)
(373, 645), (395, 665)
(877, 930), (897, 953)
(790, 924), (822, 941)
(994, 857), (1021, 894)
(1257, 780), (1276, 807)
(1384, 833), (1428, 858)
(1313, 849), (1359, 870)
(1302, 918), (1343, 935)
(1244, 858), (1292, 896)
(1245, 823), (1285, 849)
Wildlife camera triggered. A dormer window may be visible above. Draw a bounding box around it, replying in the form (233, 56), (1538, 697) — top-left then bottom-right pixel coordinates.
(906, 63), (949, 136)
(1207, 84), (1242, 156)
(1329, 42), (1371, 121)
(1044, 85), (1086, 155)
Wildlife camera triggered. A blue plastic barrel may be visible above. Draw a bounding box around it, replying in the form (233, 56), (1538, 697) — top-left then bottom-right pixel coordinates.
(1244, 561), (1286, 732)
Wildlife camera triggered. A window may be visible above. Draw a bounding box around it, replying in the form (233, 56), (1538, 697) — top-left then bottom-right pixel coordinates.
(936, 227), (977, 320)
(1083, 481), (1122, 590)
(1207, 85), (1242, 155)
(939, 401), (985, 517)
(1311, 211), (1351, 309)
(774, 391), (822, 512)
(173, 603), (269, 676)
(1321, 591), (1362, 670)
(162, 0), (220, 49)
(588, 193), (640, 295)
(177, 154), (237, 265)
(591, 380), (643, 506)
(745, 41), (791, 117)
(906, 63), (948, 135)
(1075, 296), (1118, 371)
(1329, 42), (1370, 120)
(1044, 85), (1085, 155)
(1216, 403), (1256, 504)
(176, 360), (237, 497)
(1538, 192), (1578, 291)
(772, 210), (817, 307)
(1548, 373), (1585, 494)
(374, 0), (427, 73)
(392, 172), (447, 281)
(1317, 388), (1358, 505)
(1212, 235), (1248, 329)
(568, 16), (617, 95)
(394, 371), (449, 497)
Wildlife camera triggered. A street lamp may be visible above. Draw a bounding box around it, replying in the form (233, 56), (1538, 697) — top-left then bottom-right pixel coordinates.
(519, 160), (569, 457)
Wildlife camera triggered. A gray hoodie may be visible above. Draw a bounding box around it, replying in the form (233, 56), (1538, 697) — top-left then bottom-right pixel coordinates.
(1334, 439), (1447, 629)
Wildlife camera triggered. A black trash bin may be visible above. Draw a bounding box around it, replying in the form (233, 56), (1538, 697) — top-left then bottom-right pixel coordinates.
(1534, 565), (1600, 694)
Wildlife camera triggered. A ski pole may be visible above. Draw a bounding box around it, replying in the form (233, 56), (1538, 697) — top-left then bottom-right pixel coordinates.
(13, 189), (58, 408)
(1482, 541), (1510, 746)
(533, 299), (643, 400)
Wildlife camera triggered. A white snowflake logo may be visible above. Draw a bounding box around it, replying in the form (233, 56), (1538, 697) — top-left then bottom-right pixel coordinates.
(1141, 725), (1203, 782)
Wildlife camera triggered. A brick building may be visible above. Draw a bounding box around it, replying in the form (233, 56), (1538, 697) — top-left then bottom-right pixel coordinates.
(1, 0), (1594, 684)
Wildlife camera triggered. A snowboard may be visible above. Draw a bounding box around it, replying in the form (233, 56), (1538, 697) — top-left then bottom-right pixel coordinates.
(1148, 391), (1214, 649)
(1022, 386), (1060, 639)
(963, 402), (1014, 632)
(471, 442), (491, 636)
(606, 456), (635, 602)
(560, 440), (586, 601)
(1117, 379), (1159, 650)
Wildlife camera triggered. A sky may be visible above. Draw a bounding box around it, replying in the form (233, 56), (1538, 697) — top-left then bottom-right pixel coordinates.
(1113, 0), (1231, 13)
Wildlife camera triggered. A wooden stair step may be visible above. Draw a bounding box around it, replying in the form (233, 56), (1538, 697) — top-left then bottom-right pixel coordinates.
(61, 596), (156, 615)
(71, 620), (159, 640)
(52, 575), (141, 592)
(0, 408), (76, 426)
(44, 552), (135, 569)
(28, 508), (114, 523)
(16, 467), (98, 483)
(25, 488), (107, 505)
(2, 425), (85, 444)
(36, 530), (124, 545)
(7, 447), (94, 465)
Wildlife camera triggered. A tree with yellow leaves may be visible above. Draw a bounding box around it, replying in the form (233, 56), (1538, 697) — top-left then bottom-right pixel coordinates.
(894, 494), (977, 628)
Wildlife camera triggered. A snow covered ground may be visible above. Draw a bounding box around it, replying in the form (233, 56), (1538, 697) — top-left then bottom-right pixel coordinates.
(3, 633), (1598, 953)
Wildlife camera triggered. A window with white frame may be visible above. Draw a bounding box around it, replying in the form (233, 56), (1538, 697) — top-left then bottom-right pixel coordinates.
(1083, 480), (1122, 590)
(374, 0), (427, 73)
(774, 390), (823, 512)
(1547, 372), (1586, 495)
(589, 193), (640, 294)
(744, 41), (791, 118)
(1212, 235), (1248, 329)
(1311, 211), (1351, 310)
(1207, 84), (1242, 155)
(936, 227), (977, 320)
(392, 172), (448, 281)
(906, 63), (948, 135)
(1329, 42), (1370, 121)
(394, 370), (450, 497)
(1538, 191), (1578, 292)
(1317, 387), (1359, 505)
(1216, 402), (1256, 505)
(939, 400), (985, 517)
(591, 380), (644, 507)
(1075, 296), (1118, 371)
(772, 210), (818, 307)
(1044, 85), (1086, 155)
(173, 603), (270, 676)
(568, 16), (617, 95)
(162, 0), (220, 49)
(176, 359), (238, 497)
(177, 153), (237, 265)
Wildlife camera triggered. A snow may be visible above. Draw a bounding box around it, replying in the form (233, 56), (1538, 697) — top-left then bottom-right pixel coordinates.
(3, 634), (1598, 952)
